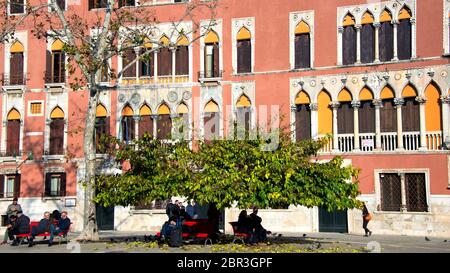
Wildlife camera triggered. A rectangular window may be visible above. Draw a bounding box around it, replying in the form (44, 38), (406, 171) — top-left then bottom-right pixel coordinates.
(360, 24), (375, 64)
(405, 173), (427, 212)
(30, 102), (43, 115)
(380, 99), (397, 132)
(157, 48), (172, 76)
(118, 0), (135, 7)
(379, 22), (394, 62)
(135, 199), (170, 210)
(122, 49), (137, 78)
(205, 45), (214, 78)
(89, 0), (107, 10)
(380, 173), (402, 211)
(0, 174), (21, 198)
(139, 49), (153, 78)
(402, 98), (420, 132)
(45, 173), (66, 197)
(379, 172), (428, 213)
(175, 46), (189, 76)
(397, 19), (412, 60)
(10, 0), (25, 14)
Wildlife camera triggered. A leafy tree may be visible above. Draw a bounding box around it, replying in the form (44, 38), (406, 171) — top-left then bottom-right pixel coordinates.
(95, 130), (363, 213)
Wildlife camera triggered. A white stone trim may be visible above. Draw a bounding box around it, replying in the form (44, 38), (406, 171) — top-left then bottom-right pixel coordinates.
(200, 19), (223, 77)
(231, 17), (255, 74)
(199, 85), (223, 139)
(231, 81), (256, 133)
(444, 0), (450, 55)
(289, 10), (315, 70)
(374, 168), (431, 213)
(27, 100), (45, 117)
(3, 31), (28, 83)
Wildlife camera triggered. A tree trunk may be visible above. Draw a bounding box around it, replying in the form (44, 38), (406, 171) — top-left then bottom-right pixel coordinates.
(76, 81), (101, 242)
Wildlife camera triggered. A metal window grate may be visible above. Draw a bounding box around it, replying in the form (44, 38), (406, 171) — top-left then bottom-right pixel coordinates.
(380, 173), (402, 211)
(405, 173), (428, 212)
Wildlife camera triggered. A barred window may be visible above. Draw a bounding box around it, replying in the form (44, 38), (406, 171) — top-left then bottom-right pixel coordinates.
(135, 199), (170, 210)
(379, 172), (428, 212)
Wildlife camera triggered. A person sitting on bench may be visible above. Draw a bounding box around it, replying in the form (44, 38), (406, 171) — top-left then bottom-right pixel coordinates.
(48, 211), (71, 247)
(249, 207), (271, 244)
(237, 210), (253, 244)
(9, 211), (30, 246)
(160, 210), (181, 239)
(28, 211), (52, 247)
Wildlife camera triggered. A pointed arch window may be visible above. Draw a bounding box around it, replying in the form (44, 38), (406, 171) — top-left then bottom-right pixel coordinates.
(237, 27), (252, 73)
(402, 84), (419, 132)
(122, 45), (137, 79)
(358, 87), (375, 133)
(6, 109), (21, 156)
(139, 40), (153, 78)
(380, 86), (397, 133)
(342, 14), (357, 65)
(337, 88), (354, 134)
(176, 103), (189, 139)
(397, 6), (412, 60)
(121, 105), (135, 143)
(294, 91), (311, 141)
(294, 21), (311, 69)
(8, 41), (25, 85)
(46, 39), (65, 83)
(95, 104), (109, 153)
(157, 104), (172, 140)
(236, 95), (251, 138)
(158, 36), (172, 77)
(176, 35), (189, 76)
(204, 100), (220, 141)
(204, 30), (220, 78)
(49, 107), (65, 155)
(139, 104), (153, 139)
(379, 9), (394, 62)
(360, 12), (375, 64)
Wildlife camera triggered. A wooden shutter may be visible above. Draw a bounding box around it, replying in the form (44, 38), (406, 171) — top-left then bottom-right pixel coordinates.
(379, 22), (394, 62)
(360, 24), (375, 63)
(95, 117), (106, 153)
(7, 120), (20, 156)
(402, 98), (419, 132)
(359, 101), (375, 133)
(405, 173), (427, 212)
(14, 174), (21, 198)
(45, 50), (52, 83)
(213, 43), (219, 77)
(122, 49), (136, 78)
(337, 103), (354, 134)
(89, 0), (94, 10)
(295, 104), (311, 141)
(398, 20), (412, 60)
(139, 116), (153, 138)
(50, 119), (64, 155)
(381, 99), (397, 132)
(44, 173), (52, 197)
(60, 173), (67, 196)
(380, 173), (402, 211)
(10, 53), (24, 85)
(158, 48), (172, 76)
(0, 175), (4, 198)
(175, 46), (188, 75)
(342, 26), (356, 65)
(237, 39), (251, 73)
(295, 34), (311, 69)
(60, 52), (66, 82)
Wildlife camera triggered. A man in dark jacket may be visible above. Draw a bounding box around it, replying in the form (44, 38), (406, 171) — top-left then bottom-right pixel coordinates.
(249, 207), (269, 244)
(9, 211), (30, 246)
(48, 211), (71, 246)
(28, 212), (52, 247)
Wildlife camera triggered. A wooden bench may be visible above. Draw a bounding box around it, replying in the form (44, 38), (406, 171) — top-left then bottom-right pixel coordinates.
(229, 221), (249, 244)
(15, 221), (72, 246)
(156, 219), (216, 246)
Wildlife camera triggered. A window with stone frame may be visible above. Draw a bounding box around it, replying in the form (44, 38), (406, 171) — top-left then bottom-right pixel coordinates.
(0, 174), (21, 198)
(379, 172), (428, 212)
(44, 172), (66, 197)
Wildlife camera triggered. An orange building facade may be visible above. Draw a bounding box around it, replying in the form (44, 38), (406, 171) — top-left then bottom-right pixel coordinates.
(1, 0), (450, 236)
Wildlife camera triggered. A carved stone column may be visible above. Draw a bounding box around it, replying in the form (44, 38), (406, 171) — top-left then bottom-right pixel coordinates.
(394, 98), (404, 150)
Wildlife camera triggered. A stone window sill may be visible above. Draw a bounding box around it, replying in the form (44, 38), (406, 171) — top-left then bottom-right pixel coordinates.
(0, 198), (15, 202)
(373, 210), (432, 216)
